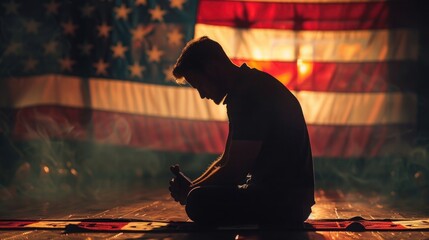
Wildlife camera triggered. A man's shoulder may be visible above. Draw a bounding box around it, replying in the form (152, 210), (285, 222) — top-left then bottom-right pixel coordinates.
(227, 63), (294, 107)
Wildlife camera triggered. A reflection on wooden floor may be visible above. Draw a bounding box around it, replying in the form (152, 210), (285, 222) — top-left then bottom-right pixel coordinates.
(1, 185), (428, 240)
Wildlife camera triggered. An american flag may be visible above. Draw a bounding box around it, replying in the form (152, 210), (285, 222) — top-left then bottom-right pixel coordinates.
(0, 0), (421, 159)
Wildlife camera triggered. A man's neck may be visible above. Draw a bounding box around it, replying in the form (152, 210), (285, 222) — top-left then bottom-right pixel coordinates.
(225, 64), (244, 93)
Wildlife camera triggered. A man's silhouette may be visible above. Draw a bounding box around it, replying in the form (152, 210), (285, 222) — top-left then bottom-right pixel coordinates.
(169, 36), (315, 226)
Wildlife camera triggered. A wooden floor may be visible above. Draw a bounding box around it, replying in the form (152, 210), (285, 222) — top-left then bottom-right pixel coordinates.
(1, 184), (428, 240)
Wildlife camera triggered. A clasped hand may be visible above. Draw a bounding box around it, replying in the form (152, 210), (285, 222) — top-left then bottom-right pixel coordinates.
(169, 164), (192, 205)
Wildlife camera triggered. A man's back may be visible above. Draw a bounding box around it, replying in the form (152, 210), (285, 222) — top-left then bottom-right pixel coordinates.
(226, 64), (315, 217)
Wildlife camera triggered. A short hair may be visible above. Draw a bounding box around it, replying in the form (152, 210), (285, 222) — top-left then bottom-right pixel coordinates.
(172, 36), (230, 82)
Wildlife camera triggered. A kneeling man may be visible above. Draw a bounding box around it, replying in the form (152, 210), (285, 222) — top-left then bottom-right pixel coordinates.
(169, 36), (315, 226)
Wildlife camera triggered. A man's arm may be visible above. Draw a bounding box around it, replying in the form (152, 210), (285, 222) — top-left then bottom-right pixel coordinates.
(191, 139), (262, 187)
(191, 132), (232, 185)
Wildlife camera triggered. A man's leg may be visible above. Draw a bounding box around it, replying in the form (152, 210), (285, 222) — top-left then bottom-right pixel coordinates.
(185, 186), (255, 225)
(185, 185), (309, 226)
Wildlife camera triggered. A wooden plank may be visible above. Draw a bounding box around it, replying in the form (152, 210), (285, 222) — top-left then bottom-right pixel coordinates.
(1, 188), (428, 239)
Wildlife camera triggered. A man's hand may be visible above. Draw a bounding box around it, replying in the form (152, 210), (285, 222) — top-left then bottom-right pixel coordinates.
(169, 164), (192, 205)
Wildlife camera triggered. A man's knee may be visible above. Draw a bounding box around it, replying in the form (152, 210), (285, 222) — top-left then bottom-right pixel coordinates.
(185, 187), (209, 223)
(185, 186), (238, 224)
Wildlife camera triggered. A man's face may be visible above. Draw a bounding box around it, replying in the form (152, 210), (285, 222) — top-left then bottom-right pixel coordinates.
(184, 71), (226, 105)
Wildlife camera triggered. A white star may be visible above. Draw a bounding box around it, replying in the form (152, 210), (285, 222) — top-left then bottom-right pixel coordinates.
(58, 57), (75, 72)
(146, 45), (164, 62)
(135, 0), (147, 6)
(93, 59), (109, 76)
(163, 65), (176, 82)
(128, 62), (145, 78)
(97, 23), (112, 38)
(3, 1), (20, 15)
(131, 24), (153, 41)
(24, 19), (40, 34)
(169, 0), (186, 10)
(114, 4), (132, 20)
(81, 4), (95, 17)
(5, 42), (22, 55)
(111, 42), (128, 58)
(44, 40), (58, 55)
(78, 42), (93, 55)
(167, 28), (183, 46)
(61, 20), (78, 36)
(149, 5), (166, 22)
(23, 57), (38, 71)
(44, 0), (60, 15)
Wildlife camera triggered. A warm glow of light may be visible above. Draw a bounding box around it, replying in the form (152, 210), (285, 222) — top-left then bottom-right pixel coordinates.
(299, 44), (313, 60)
(338, 43), (362, 59)
(245, 60), (272, 71)
(277, 72), (293, 86)
(297, 58), (313, 78)
(252, 49), (262, 59)
(279, 46), (295, 59)
(70, 168), (78, 176)
(175, 76), (187, 85)
(414, 171), (422, 179)
(43, 166), (50, 173)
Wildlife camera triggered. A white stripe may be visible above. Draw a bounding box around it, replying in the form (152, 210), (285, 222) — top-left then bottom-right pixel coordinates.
(0, 75), (416, 125)
(89, 78), (228, 121)
(0, 74), (85, 108)
(195, 24), (419, 62)
(295, 91), (417, 125)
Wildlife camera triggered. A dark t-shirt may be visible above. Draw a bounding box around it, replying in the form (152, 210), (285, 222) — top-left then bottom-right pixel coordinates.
(225, 64), (315, 212)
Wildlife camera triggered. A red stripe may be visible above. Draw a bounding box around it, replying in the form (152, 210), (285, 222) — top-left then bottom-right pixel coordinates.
(11, 107), (89, 140)
(0, 221), (38, 229)
(9, 106), (416, 158)
(232, 59), (418, 92)
(76, 222), (129, 231)
(9, 106), (227, 154)
(91, 110), (228, 154)
(197, 0), (416, 30)
(308, 124), (415, 158)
